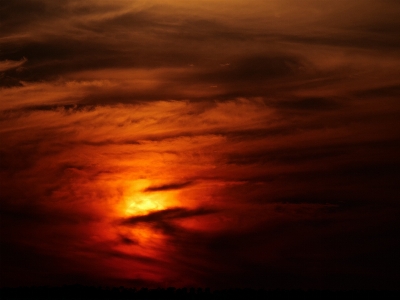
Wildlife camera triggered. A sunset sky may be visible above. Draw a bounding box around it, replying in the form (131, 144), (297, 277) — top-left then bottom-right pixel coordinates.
(1, 0), (400, 290)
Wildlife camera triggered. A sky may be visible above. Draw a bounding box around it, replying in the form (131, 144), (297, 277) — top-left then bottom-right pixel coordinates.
(1, 0), (400, 290)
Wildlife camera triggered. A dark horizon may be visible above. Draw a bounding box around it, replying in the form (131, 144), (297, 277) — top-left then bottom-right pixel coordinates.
(2, 285), (400, 300)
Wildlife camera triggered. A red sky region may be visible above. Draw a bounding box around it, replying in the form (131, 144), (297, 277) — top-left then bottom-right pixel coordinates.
(1, 0), (400, 290)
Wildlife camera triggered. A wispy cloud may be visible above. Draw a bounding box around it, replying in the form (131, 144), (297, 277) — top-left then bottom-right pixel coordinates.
(1, 0), (400, 290)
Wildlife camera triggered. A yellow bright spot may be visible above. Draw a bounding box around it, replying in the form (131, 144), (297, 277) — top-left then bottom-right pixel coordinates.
(119, 179), (180, 217)
(126, 193), (164, 216)
(114, 179), (183, 251)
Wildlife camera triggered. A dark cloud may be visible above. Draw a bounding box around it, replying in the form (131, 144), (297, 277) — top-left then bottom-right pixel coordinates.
(0, 0), (123, 34)
(121, 207), (218, 227)
(78, 87), (189, 106)
(0, 58), (28, 87)
(271, 97), (342, 111)
(0, 0), (55, 33)
(119, 235), (138, 245)
(283, 32), (400, 50)
(143, 181), (194, 192)
(354, 84), (400, 98)
(174, 18), (251, 42)
(105, 250), (160, 264)
(0, 241), (73, 287)
(0, 74), (24, 88)
(161, 204), (400, 290)
(275, 195), (364, 210)
(0, 203), (97, 226)
(81, 10), (160, 33)
(226, 143), (346, 166)
(1, 7), (198, 82)
(192, 54), (306, 85)
(227, 137), (400, 166)
(2, 103), (97, 114)
(1, 39), (123, 81)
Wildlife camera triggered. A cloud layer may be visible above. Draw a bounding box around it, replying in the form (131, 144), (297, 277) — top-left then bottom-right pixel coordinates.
(1, 0), (400, 290)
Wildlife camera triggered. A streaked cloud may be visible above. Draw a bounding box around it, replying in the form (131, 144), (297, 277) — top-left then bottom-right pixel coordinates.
(1, 0), (400, 290)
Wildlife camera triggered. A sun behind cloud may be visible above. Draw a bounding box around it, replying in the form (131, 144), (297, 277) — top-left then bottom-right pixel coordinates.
(120, 180), (171, 216)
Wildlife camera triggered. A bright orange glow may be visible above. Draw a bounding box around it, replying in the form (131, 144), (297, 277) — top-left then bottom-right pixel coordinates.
(116, 180), (181, 251)
(120, 180), (168, 216)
